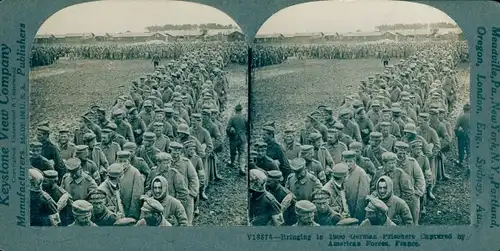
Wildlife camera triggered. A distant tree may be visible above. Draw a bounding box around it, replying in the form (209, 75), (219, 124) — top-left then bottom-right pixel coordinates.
(375, 22), (458, 31)
(145, 23), (236, 32)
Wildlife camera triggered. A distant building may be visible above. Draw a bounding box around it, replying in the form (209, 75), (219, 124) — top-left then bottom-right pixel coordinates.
(254, 33), (284, 43)
(109, 32), (171, 42)
(59, 33), (95, 43)
(34, 34), (56, 44)
(94, 32), (112, 42)
(282, 32), (324, 43)
(164, 30), (203, 41)
(340, 31), (396, 42)
(204, 29), (245, 42)
(393, 29), (433, 41)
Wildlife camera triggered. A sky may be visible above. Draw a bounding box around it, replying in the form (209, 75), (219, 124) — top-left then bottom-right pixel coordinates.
(37, 0), (457, 35)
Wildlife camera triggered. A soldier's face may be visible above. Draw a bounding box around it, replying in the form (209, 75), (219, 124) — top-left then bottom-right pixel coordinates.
(129, 111), (137, 119)
(418, 117), (428, 126)
(395, 148), (407, 160)
(117, 157), (129, 165)
(155, 113), (164, 121)
(154, 127), (163, 135)
(256, 147), (266, 158)
(152, 181), (163, 198)
(127, 149), (136, 157)
(366, 210), (381, 224)
(327, 133), (336, 143)
(92, 202), (105, 214)
(382, 114), (391, 121)
(353, 148), (362, 157)
(192, 117), (202, 127)
(42, 179), (54, 190)
(77, 151), (88, 161)
(283, 133), (294, 143)
(143, 139), (153, 148)
(369, 139), (380, 147)
(159, 159), (171, 169)
(345, 159), (356, 171)
(171, 148), (181, 159)
(145, 106), (152, 112)
(297, 213), (314, 224)
(383, 159), (396, 171)
(372, 106), (380, 112)
(37, 132), (49, 142)
(186, 147), (196, 157)
(313, 139), (322, 148)
(114, 115), (123, 123)
(87, 139), (96, 149)
(32, 147), (42, 157)
(381, 127), (390, 135)
(59, 134), (69, 143)
(75, 213), (92, 224)
(302, 151), (313, 161)
(69, 169), (82, 180)
(314, 201), (329, 214)
(377, 181), (389, 198)
(101, 134), (110, 143)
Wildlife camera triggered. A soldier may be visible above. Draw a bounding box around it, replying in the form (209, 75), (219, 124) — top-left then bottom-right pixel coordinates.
(136, 197), (172, 227)
(170, 141), (199, 225)
(57, 129), (76, 160)
(116, 151), (144, 220)
(416, 112), (440, 200)
(201, 108), (224, 181)
(249, 169), (283, 226)
(136, 132), (161, 168)
(359, 197), (396, 226)
(362, 132), (387, 168)
(254, 141), (280, 172)
(152, 122), (170, 152)
(123, 142), (150, 180)
(266, 170), (296, 225)
(375, 108), (401, 139)
(309, 133), (334, 179)
(30, 142), (54, 172)
(342, 150), (370, 222)
(112, 109), (135, 143)
(454, 103), (470, 169)
(262, 125), (292, 180)
(61, 157), (97, 201)
(338, 108), (362, 142)
(409, 140), (432, 215)
(100, 128), (121, 166)
(372, 176), (413, 225)
(293, 200), (320, 226)
(75, 145), (101, 184)
(367, 100), (382, 126)
(87, 189), (118, 226)
(379, 122), (397, 152)
(285, 157), (322, 201)
(83, 133), (108, 180)
(226, 104), (248, 173)
(299, 116), (320, 145)
(325, 128), (348, 164)
(139, 100), (155, 126)
(147, 176), (189, 226)
(429, 109), (451, 181)
(394, 141), (424, 225)
(68, 200), (98, 227)
(42, 170), (73, 226)
(332, 123), (354, 147)
(107, 122), (127, 148)
(145, 152), (189, 210)
(98, 162), (125, 218)
(312, 189), (341, 226)
(30, 168), (59, 226)
(349, 142), (376, 179)
(281, 126), (301, 160)
(300, 144), (327, 184)
(128, 107), (147, 145)
(190, 112), (213, 164)
(37, 126), (66, 182)
(355, 107), (374, 145)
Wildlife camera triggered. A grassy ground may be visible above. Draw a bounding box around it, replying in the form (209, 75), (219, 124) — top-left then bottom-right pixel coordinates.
(250, 58), (471, 226)
(29, 59), (248, 226)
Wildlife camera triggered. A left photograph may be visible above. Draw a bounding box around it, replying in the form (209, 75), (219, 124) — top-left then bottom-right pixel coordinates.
(29, 1), (248, 227)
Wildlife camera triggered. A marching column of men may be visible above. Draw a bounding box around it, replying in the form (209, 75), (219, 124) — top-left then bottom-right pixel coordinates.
(249, 45), (470, 227)
(30, 48), (248, 227)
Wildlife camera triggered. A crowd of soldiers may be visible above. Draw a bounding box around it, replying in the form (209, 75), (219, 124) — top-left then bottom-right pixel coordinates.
(252, 41), (468, 68)
(249, 43), (470, 227)
(30, 41), (248, 68)
(30, 47), (248, 227)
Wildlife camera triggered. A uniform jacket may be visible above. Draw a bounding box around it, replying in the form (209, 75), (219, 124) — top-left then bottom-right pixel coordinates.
(285, 172), (322, 201)
(119, 164), (145, 219)
(344, 165), (370, 222)
(151, 176), (189, 226)
(374, 176), (414, 225)
(61, 172), (97, 201)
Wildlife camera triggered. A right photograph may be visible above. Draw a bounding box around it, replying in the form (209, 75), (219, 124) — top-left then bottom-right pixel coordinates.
(249, 1), (470, 227)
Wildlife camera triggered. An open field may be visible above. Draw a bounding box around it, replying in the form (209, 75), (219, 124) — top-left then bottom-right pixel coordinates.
(250, 58), (471, 226)
(29, 59), (248, 226)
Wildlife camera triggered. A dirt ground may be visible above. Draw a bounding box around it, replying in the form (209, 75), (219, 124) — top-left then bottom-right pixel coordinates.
(29, 59), (248, 226)
(251, 58), (471, 226)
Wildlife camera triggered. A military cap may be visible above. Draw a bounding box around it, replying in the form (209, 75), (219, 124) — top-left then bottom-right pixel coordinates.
(75, 145), (89, 153)
(349, 141), (363, 150)
(87, 189), (107, 203)
(392, 107), (402, 114)
(154, 108), (164, 113)
(156, 152), (172, 161)
(141, 197), (164, 214)
(29, 168), (43, 184)
(254, 141), (268, 148)
(300, 145), (314, 152)
(170, 141), (184, 149)
(332, 163), (349, 178)
(72, 200), (93, 216)
(290, 157), (306, 171)
(369, 132), (383, 140)
(410, 139), (423, 148)
(395, 141), (409, 149)
(249, 169), (267, 192)
(381, 152), (397, 161)
(295, 200), (316, 215)
(418, 112), (430, 118)
(336, 218), (359, 226)
(122, 142), (137, 150)
(30, 141), (43, 148)
(153, 122), (164, 127)
(102, 128), (113, 134)
(438, 107), (446, 113)
(267, 170), (283, 181)
(124, 100), (135, 107)
(306, 113), (317, 121)
(143, 100), (153, 107)
(308, 133), (322, 141)
(112, 109), (125, 116)
(342, 150), (356, 160)
(201, 109), (211, 115)
(401, 96), (410, 101)
(262, 126), (275, 134)
(65, 158), (82, 171)
(183, 140), (197, 149)
(379, 121), (391, 127)
(37, 126), (50, 133)
(339, 108), (351, 116)
(176, 124), (189, 135)
(83, 132), (96, 142)
(381, 108), (392, 113)
(59, 129), (70, 134)
(355, 107), (365, 114)
(143, 132), (156, 141)
(352, 99), (363, 107)
(403, 123), (417, 134)
(312, 189), (331, 203)
(42, 170), (58, 180)
(173, 97), (183, 103)
(429, 109), (439, 115)
(117, 151), (131, 159)
(106, 123), (118, 130)
(371, 100), (381, 107)
(284, 126), (295, 133)
(365, 197), (388, 213)
(333, 123), (344, 130)
(107, 163), (124, 178)
(191, 113), (202, 119)
(114, 217), (137, 226)
(324, 107), (333, 113)
(164, 107), (174, 114)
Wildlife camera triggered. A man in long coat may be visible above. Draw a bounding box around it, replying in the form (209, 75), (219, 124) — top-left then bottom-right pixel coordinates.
(342, 150), (370, 222)
(117, 151), (145, 220)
